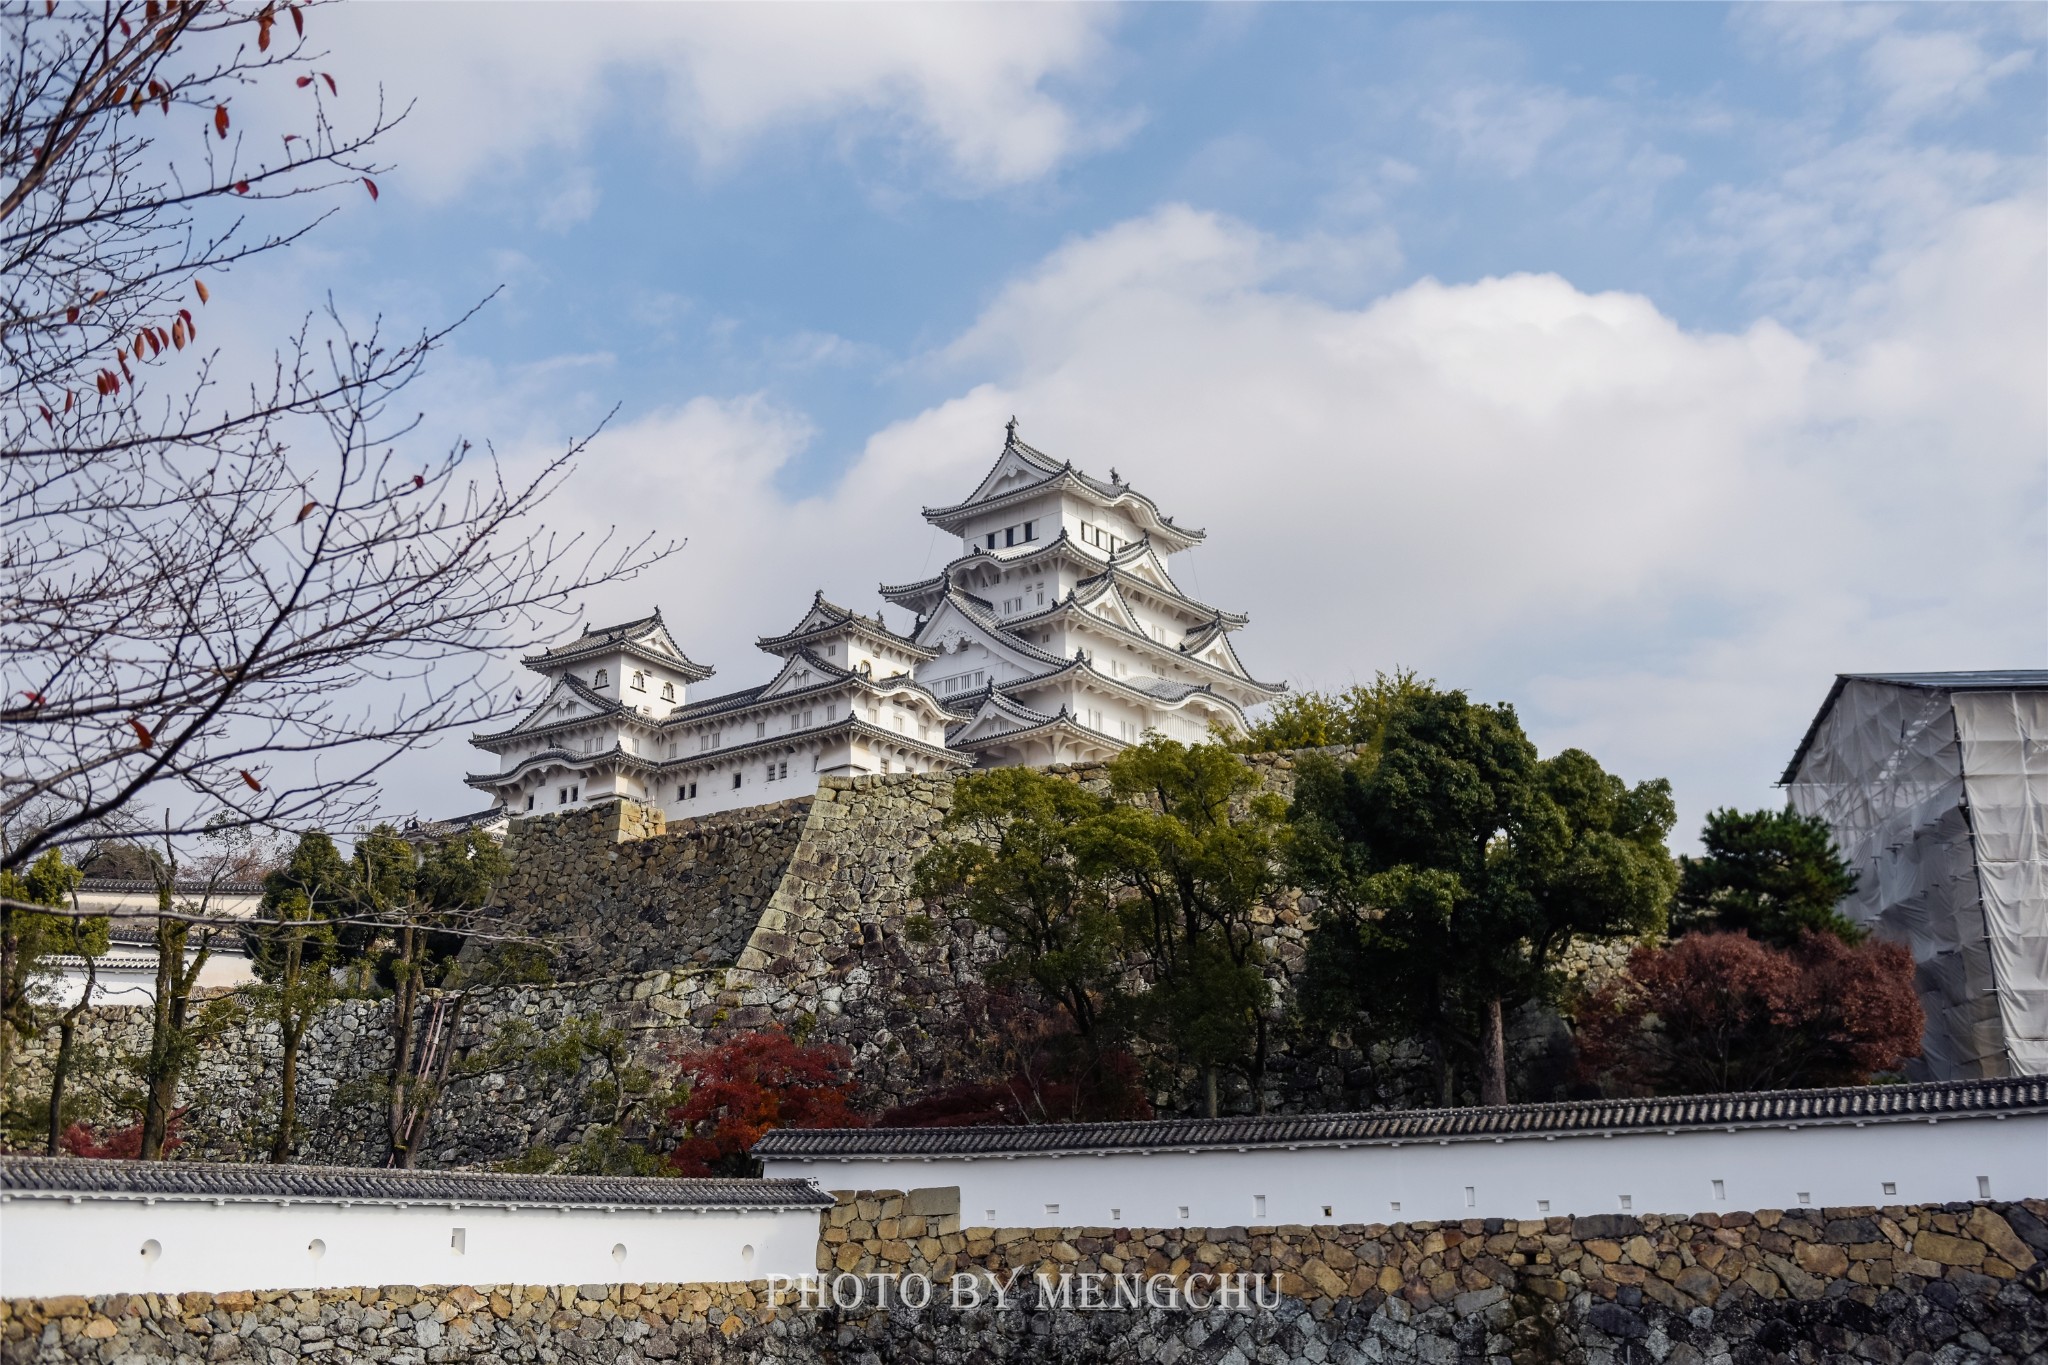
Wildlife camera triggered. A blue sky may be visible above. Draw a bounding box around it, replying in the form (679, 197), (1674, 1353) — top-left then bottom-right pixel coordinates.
(234, 2), (2045, 844)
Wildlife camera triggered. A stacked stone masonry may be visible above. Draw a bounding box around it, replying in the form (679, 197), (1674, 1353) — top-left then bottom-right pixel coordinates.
(7, 1196), (2044, 1363)
(9, 753), (1619, 1166)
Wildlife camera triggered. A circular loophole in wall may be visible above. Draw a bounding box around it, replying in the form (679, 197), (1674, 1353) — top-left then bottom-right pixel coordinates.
(741, 1244), (755, 1266)
(139, 1239), (161, 1265)
(307, 1239), (326, 1261)
(611, 1243), (627, 1265)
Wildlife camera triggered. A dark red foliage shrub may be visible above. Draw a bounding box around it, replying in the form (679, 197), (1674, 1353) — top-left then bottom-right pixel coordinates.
(666, 1031), (864, 1177)
(1574, 931), (1923, 1095)
(59, 1109), (184, 1159)
(878, 1036), (1152, 1128)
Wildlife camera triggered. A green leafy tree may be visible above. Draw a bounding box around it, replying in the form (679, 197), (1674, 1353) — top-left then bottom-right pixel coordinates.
(915, 742), (1291, 1117)
(1293, 686), (1676, 1106)
(1674, 807), (1859, 947)
(354, 826), (509, 1167)
(0, 848), (103, 1149)
(245, 831), (357, 1162)
(1096, 738), (1289, 1117)
(1238, 671), (1432, 755)
(913, 768), (1125, 1041)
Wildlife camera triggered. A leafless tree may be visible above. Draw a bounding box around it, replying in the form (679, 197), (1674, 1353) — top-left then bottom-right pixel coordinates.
(1, 1), (674, 873)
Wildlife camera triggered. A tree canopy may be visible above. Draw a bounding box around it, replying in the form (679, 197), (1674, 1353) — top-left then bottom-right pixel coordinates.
(1674, 807), (1860, 947)
(1291, 685), (1676, 1105)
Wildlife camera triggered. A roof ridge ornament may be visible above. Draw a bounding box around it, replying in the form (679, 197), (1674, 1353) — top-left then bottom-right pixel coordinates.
(1005, 415), (1018, 444)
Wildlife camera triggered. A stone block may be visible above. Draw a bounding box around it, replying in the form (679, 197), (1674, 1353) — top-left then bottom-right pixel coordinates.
(906, 1187), (960, 1217)
(1911, 1232), (1985, 1267)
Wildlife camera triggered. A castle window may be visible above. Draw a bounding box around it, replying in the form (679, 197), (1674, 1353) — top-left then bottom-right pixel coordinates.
(1005, 526), (1015, 547)
(1023, 520), (1036, 541)
(755, 721), (766, 738)
(661, 682), (675, 701)
(985, 532), (997, 550)
(689, 781), (698, 798)
(732, 772), (742, 789)
(778, 761), (789, 780)
(525, 794), (535, 811)
(594, 669), (609, 688)
(558, 788), (568, 804)
(631, 671), (646, 691)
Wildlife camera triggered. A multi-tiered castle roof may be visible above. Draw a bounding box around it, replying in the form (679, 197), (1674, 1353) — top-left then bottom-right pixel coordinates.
(466, 423), (1282, 819)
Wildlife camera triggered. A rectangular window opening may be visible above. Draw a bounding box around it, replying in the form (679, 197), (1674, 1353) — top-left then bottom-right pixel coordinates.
(985, 1209), (996, 1224)
(1389, 1201), (1401, 1215)
(732, 773), (742, 789)
(450, 1228), (466, 1255)
(1712, 1179), (1726, 1200)
(1110, 1208), (1121, 1223)
(1464, 1186), (1476, 1208)
(1537, 1200), (1551, 1214)
(1176, 1205), (1190, 1223)
(1253, 1195), (1267, 1219)
(1797, 1192), (1812, 1206)
(1882, 1182), (1897, 1197)
(1321, 1205), (1333, 1219)
(1977, 1176), (1992, 1199)
(1044, 1203), (1059, 1219)
(1618, 1195), (1633, 1211)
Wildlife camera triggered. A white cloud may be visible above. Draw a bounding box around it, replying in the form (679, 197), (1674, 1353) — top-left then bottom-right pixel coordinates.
(311, 3), (1124, 195)
(448, 194), (2040, 847)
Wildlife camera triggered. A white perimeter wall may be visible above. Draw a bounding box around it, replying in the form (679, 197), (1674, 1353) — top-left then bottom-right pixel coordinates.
(767, 1114), (2048, 1230)
(0, 1198), (823, 1299)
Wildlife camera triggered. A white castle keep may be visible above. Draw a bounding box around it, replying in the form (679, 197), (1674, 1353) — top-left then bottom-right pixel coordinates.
(466, 423), (1285, 820)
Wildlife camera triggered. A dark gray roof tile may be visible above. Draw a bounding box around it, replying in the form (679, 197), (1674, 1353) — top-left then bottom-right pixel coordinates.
(752, 1076), (2047, 1159)
(0, 1155), (832, 1209)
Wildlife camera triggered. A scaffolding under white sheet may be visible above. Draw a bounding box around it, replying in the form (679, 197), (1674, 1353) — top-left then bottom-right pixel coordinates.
(1785, 674), (2048, 1079)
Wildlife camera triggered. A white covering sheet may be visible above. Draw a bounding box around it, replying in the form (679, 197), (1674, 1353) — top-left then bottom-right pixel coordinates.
(1952, 691), (2048, 1075)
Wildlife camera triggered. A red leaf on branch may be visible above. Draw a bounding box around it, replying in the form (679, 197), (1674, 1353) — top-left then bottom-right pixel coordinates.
(321, 73), (337, 95)
(18, 691), (45, 708)
(194, 280), (209, 304)
(283, 134), (299, 144)
(258, 18), (273, 51)
(296, 75), (312, 88)
(362, 177), (378, 201)
(63, 391), (73, 412)
(172, 320), (186, 349)
(38, 405), (53, 425)
(234, 180), (250, 194)
(65, 306), (78, 323)
(118, 18), (130, 37)
(296, 500), (317, 522)
(290, 5), (303, 37)
(412, 473), (425, 489)
(129, 717), (155, 750)
(214, 104), (229, 138)
(241, 770), (263, 792)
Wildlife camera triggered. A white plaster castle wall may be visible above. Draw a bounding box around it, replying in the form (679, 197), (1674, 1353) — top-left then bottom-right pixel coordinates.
(0, 1196), (823, 1298)
(765, 1112), (2048, 1231)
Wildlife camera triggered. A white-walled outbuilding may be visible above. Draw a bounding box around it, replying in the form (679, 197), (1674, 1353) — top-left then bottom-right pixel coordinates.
(756, 1078), (2048, 1231)
(0, 1159), (831, 1298)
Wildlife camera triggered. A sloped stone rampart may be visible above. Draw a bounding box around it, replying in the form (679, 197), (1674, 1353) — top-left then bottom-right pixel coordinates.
(6, 1197), (2042, 1363)
(488, 796), (815, 981)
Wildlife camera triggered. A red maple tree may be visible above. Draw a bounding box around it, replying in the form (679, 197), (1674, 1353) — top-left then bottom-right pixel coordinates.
(1574, 931), (1923, 1095)
(59, 1109), (185, 1160)
(666, 1031), (864, 1177)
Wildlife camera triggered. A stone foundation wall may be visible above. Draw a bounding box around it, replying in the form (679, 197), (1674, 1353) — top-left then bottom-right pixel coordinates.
(7, 1196), (2043, 1364)
(4, 747), (1626, 1163)
(489, 797), (814, 981)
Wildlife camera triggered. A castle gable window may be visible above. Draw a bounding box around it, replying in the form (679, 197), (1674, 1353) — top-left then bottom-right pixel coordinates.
(630, 671), (646, 692)
(661, 682), (676, 701)
(593, 669), (609, 688)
